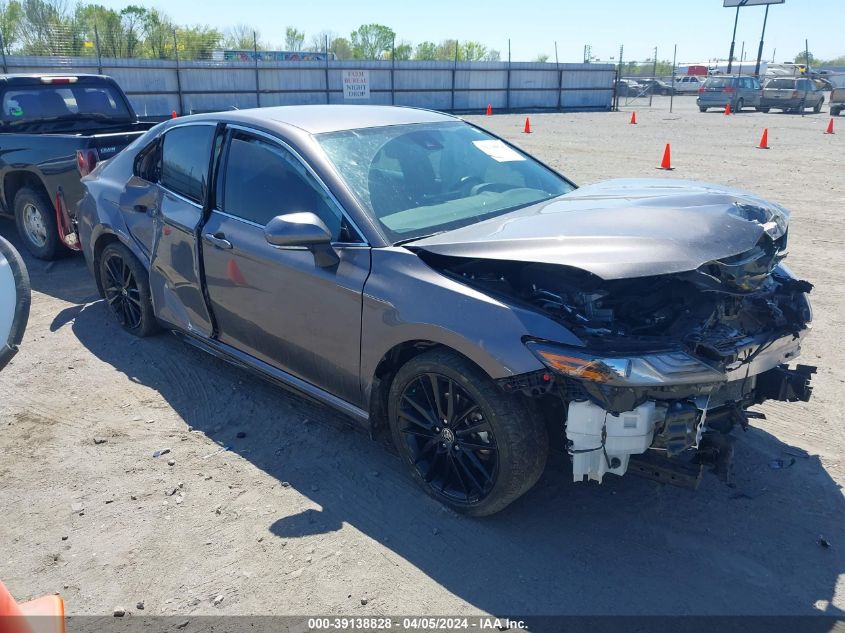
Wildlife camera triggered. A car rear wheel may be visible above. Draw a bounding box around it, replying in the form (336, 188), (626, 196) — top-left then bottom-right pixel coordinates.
(699, 106), (707, 113)
(792, 100), (805, 113)
(98, 243), (158, 337)
(735, 98), (744, 112)
(813, 97), (823, 113)
(388, 348), (548, 516)
(13, 187), (63, 260)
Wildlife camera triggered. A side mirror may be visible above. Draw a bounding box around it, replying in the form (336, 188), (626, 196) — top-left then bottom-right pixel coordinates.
(264, 212), (339, 268)
(265, 212), (332, 247)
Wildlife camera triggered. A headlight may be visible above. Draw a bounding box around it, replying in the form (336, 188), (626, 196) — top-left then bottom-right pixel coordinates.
(526, 341), (726, 387)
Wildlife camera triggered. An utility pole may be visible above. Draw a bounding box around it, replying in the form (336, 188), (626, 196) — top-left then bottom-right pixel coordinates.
(753, 4), (769, 77)
(727, 5), (740, 74)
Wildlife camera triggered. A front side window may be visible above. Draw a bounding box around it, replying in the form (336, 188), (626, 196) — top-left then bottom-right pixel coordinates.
(221, 132), (345, 240)
(160, 125), (215, 204)
(317, 121), (573, 243)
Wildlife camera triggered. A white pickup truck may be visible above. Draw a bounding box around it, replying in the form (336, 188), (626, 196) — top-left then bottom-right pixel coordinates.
(673, 75), (707, 94)
(831, 87), (844, 116)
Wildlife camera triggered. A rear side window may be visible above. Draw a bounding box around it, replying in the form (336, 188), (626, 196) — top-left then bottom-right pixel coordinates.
(160, 125), (215, 204)
(767, 79), (795, 89)
(705, 77), (731, 88)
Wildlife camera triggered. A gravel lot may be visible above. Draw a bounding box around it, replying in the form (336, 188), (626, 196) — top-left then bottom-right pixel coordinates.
(1, 95), (843, 618)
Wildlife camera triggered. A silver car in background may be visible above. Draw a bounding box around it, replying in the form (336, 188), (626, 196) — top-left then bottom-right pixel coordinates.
(760, 77), (826, 113)
(697, 75), (762, 112)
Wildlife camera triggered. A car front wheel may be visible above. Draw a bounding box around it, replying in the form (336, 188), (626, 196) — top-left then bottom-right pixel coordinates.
(813, 97), (823, 113)
(98, 242), (158, 337)
(388, 348), (548, 516)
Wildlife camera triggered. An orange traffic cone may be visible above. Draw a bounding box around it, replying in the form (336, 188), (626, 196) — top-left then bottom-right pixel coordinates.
(724, 102), (732, 115)
(486, 103), (492, 116)
(757, 128), (769, 149)
(657, 143), (673, 170)
(824, 118), (835, 134)
(630, 111), (637, 125)
(171, 110), (178, 119)
(523, 117), (531, 133)
(1, 580), (65, 633)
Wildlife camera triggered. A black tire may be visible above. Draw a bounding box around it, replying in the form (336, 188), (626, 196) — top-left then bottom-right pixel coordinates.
(735, 98), (744, 112)
(699, 106), (707, 113)
(813, 97), (823, 114)
(13, 187), (63, 260)
(98, 242), (158, 337)
(792, 100), (805, 113)
(832, 106), (842, 116)
(388, 348), (548, 517)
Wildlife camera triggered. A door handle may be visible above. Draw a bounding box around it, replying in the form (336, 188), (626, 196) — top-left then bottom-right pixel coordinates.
(204, 232), (232, 249)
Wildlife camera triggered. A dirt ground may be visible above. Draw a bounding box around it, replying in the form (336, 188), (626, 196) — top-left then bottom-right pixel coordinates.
(1, 96), (843, 618)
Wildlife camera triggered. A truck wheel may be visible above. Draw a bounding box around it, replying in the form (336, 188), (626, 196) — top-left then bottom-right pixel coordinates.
(388, 348), (548, 516)
(813, 97), (823, 113)
(98, 242), (158, 337)
(13, 187), (63, 260)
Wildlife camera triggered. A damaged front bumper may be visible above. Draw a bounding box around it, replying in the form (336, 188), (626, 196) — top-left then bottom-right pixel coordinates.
(521, 330), (815, 487)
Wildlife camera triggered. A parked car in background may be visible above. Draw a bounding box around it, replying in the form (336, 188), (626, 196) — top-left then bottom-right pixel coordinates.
(759, 77), (825, 113)
(0, 234), (30, 372)
(76, 105), (815, 516)
(615, 79), (642, 96)
(831, 88), (844, 116)
(638, 78), (674, 95)
(697, 75), (762, 112)
(0, 74), (154, 259)
(673, 75), (706, 94)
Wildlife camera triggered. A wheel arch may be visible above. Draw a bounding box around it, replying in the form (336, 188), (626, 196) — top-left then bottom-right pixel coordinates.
(366, 339), (499, 434)
(3, 170), (52, 216)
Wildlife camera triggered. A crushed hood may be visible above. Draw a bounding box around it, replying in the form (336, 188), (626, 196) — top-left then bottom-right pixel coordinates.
(409, 179), (790, 280)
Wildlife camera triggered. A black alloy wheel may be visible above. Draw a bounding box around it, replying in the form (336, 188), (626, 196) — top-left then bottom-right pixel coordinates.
(397, 372), (498, 505)
(103, 251), (143, 330)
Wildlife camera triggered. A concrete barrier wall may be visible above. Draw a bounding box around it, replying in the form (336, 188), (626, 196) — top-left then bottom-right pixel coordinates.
(4, 56), (615, 116)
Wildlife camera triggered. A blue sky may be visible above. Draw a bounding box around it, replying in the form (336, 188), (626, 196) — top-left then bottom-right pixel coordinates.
(95, 0), (843, 63)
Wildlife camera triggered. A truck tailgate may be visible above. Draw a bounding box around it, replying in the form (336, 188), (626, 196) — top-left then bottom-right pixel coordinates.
(86, 129), (149, 161)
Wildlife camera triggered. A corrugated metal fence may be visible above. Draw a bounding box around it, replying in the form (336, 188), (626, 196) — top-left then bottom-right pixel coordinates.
(4, 56), (615, 116)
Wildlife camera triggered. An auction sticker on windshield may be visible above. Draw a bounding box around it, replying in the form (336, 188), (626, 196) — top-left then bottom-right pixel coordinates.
(472, 139), (525, 162)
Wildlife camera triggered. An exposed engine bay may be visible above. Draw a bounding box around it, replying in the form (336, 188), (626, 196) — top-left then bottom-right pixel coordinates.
(417, 226), (816, 488)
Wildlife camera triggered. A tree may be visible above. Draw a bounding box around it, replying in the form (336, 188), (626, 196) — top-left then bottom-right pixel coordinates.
(224, 23), (258, 50)
(307, 29), (334, 53)
(19, 0), (78, 56)
(461, 40), (488, 61)
(484, 49), (500, 62)
(120, 5), (146, 57)
(141, 8), (174, 59)
(389, 41), (412, 61)
(284, 26), (303, 51)
(75, 4), (124, 57)
(350, 23), (394, 59)
(176, 25), (222, 60)
(0, 0), (23, 54)
(533, 53), (549, 63)
(793, 50), (816, 66)
(413, 40), (437, 60)
(330, 35), (351, 59)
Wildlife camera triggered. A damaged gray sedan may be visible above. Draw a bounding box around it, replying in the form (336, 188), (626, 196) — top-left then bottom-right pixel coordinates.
(75, 105), (815, 516)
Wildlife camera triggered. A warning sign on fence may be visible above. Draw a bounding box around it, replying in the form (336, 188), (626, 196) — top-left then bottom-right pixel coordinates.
(343, 70), (370, 100)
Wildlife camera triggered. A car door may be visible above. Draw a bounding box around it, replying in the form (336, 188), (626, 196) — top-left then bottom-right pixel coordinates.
(146, 123), (217, 337)
(200, 127), (370, 405)
(748, 77), (762, 105)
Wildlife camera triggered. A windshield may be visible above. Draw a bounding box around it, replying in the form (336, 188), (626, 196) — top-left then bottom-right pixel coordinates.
(1, 82), (132, 125)
(317, 121), (573, 243)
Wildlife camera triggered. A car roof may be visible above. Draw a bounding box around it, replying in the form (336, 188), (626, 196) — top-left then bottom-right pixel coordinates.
(186, 105), (460, 135)
(0, 73), (114, 82)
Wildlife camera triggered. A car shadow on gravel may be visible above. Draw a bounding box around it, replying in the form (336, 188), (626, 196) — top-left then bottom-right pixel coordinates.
(65, 292), (845, 619)
(0, 221), (98, 306)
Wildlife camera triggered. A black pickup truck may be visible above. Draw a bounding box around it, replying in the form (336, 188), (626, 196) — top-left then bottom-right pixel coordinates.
(0, 74), (155, 259)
